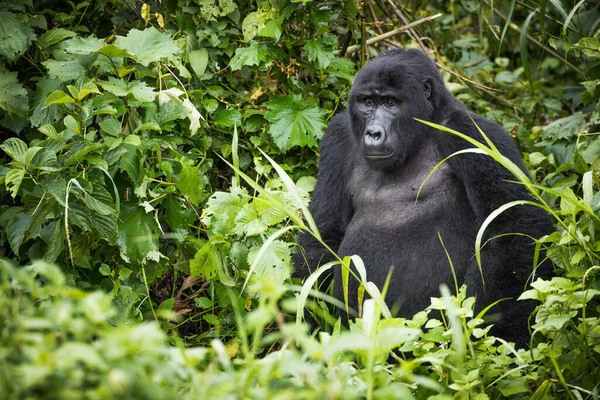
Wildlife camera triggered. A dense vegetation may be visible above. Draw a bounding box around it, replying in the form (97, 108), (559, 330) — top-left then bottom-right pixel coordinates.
(1, 0), (600, 398)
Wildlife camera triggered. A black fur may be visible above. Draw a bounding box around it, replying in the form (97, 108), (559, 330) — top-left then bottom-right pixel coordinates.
(294, 48), (553, 345)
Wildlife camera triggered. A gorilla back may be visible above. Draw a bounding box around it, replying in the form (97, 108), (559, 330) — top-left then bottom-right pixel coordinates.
(294, 48), (553, 345)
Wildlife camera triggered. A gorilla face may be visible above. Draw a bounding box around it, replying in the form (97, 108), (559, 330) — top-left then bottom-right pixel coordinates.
(349, 52), (438, 169)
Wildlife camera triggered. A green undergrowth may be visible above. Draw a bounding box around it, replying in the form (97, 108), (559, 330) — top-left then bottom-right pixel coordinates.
(2, 0), (600, 398)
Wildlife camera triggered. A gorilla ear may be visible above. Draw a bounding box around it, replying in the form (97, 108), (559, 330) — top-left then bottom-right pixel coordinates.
(423, 78), (432, 99)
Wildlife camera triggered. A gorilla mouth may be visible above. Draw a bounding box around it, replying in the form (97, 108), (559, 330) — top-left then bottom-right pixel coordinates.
(364, 150), (396, 160)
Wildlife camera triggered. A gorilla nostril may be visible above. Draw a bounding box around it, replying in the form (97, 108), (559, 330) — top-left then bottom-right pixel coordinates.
(365, 128), (382, 139)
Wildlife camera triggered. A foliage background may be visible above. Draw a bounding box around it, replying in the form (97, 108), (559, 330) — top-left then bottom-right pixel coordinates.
(1, 0), (600, 398)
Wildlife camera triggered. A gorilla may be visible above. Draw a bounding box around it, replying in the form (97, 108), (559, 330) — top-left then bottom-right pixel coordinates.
(294, 48), (553, 345)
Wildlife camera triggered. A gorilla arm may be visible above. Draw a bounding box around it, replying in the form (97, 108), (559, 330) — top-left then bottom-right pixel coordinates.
(435, 108), (552, 341)
(293, 112), (354, 280)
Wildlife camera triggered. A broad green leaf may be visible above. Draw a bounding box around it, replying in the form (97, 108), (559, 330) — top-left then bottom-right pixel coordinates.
(214, 109), (241, 127)
(64, 35), (104, 54)
(65, 143), (102, 166)
(542, 114), (586, 140)
(254, 195), (286, 226)
(233, 203), (268, 236)
(63, 115), (80, 134)
(128, 81), (156, 102)
(327, 57), (356, 83)
(188, 48), (209, 78)
(95, 44), (130, 59)
(21, 146), (42, 166)
(114, 27), (181, 67)
(44, 90), (76, 107)
(42, 60), (87, 82)
(69, 79), (100, 101)
(229, 42), (270, 71)
(247, 240), (291, 284)
(7, 213), (32, 255)
(497, 380), (531, 397)
(37, 28), (76, 48)
(260, 19), (283, 41)
(241, 11), (266, 42)
(31, 149), (61, 171)
(0, 137), (27, 161)
(576, 37), (600, 58)
(0, 11), (35, 61)
(183, 98), (203, 135)
(304, 34), (337, 70)
(117, 204), (159, 263)
(119, 144), (142, 184)
(264, 94), (326, 151)
(207, 192), (246, 216)
(38, 124), (59, 139)
(42, 220), (66, 262)
(190, 242), (221, 280)
(99, 117), (122, 136)
(97, 77), (129, 96)
(177, 157), (203, 206)
(5, 168), (24, 198)
(0, 69), (28, 115)
(30, 77), (62, 127)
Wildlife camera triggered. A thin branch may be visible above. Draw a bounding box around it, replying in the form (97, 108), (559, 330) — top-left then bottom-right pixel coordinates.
(386, 0), (428, 53)
(334, 13), (443, 56)
(367, 0), (385, 35)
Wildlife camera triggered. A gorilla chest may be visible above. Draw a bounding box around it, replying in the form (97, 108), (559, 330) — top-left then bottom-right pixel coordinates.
(346, 160), (468, 228)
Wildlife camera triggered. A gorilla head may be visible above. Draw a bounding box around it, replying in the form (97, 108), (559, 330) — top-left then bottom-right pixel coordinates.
(348, 49), (450, 169)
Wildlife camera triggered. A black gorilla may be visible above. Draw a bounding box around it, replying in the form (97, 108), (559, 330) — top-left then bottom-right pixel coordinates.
(294, 48), (553, 344)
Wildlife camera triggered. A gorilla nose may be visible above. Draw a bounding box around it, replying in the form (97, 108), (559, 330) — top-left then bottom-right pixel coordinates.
(365, 127), (383, 140)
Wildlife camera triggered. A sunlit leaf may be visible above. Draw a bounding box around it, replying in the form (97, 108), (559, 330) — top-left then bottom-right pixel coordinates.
(114, 27), (181, 67)
(265, 94), (326, 151)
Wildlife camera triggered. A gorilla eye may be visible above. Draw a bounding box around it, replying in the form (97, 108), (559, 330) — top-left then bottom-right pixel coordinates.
(363, 97), (373, 106)
(385, 98), (395, 106)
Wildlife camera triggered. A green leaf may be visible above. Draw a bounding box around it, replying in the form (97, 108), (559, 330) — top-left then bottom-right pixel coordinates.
(37, 28), (76, 48)
(5, 168), (24, 198)
(233, 203), (268, 236)
(189, 48), (209, 78)
(97, 77), (129, 96)
(242, 11), (266, 42)
(265, 94), (326, 151)
(0, 11), (35, 61)
(1, 137), (27, 161)
(70, 79), (100, 101)
(99, 117), (122, 136)
(65, 143), (102, 167)
(497, 380), (531, 397)
(207, 192), (246, 216)
(214, 109), (241, 127)
(44, 90), (76, 107)
(7, 213), (32, 256)
(177, 157), (203, 206)
(247, 240), (291, 284)
(190, 242), (221, 280)
(304, 35), (338, 70)
(42, 60), (87, 82)
(114, 27), (181, 67)
(117, 204), (159, 264)
(32, 149), (61, 171)
(542, 114), (586, 140)
(64, 35), (104, 54)
(128, 81), (156, 102)
(576, 37), (600, 58)
(0, 69), (28, 115)
(229, 42), (270, 71)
